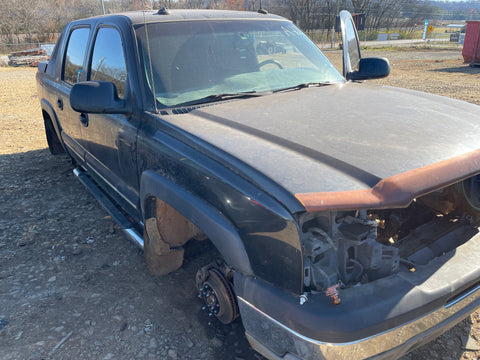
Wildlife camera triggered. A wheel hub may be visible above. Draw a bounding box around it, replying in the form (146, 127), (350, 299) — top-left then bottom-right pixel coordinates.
(196, 263), (238, 324)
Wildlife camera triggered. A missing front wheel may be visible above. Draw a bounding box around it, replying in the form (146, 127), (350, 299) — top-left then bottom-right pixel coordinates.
(196, 261), (238, 324)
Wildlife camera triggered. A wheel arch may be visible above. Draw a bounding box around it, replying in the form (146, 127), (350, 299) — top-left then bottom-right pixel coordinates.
(40, 99), (61, 135)
(41, 99), (65, 154)
(140, 170), (253, 276)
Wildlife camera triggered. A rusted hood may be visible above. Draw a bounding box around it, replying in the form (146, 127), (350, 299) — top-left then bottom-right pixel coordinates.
(161, 82), (480, 210)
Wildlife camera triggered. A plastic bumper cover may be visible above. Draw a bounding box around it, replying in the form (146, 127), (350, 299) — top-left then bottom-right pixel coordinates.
(236, 231), (480, 359)
(239, 281), (480, 360)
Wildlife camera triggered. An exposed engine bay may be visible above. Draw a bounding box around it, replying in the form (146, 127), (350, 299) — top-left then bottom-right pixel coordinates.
(299, 176), (480, 291)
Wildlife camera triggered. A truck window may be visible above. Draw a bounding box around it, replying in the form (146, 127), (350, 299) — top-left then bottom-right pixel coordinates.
(89, 27), (127, 99)
(63, 27), (90, 85)
(135, 20), (343, 108)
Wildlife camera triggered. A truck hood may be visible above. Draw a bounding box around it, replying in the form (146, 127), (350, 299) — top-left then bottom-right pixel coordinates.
(161, 82), (480, 209)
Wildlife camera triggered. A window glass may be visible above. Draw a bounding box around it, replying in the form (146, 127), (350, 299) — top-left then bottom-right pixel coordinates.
(63, 27), (90, 85)
(135, 20), (344, 108)
(89, 27), (127, 98)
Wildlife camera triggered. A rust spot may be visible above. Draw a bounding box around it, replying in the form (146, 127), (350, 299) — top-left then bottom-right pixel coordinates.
(296, 149), (480, 212)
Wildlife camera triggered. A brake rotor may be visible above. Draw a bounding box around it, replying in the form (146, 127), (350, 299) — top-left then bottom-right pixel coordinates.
(196, 266), (238, 324)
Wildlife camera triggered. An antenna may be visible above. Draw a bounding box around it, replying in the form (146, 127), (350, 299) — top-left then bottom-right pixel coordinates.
(257, 0), (268, 14)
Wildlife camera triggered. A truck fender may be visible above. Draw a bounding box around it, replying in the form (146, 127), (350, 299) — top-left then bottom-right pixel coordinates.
(140, 170), (253, 276)
(41, 99), (67, 155)
(41, 99), (62, 135)
(40, 99), (64, 142)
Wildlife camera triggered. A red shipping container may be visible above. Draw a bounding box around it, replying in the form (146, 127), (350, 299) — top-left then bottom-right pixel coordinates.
(462, 20), (480, 65)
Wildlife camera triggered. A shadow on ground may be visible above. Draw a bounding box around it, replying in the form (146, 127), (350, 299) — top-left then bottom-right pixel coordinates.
(431, 65), (480, 74)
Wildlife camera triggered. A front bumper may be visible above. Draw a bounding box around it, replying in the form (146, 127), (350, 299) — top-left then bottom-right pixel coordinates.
(235, 230), (480, 359)
(239, 283), (480, 359)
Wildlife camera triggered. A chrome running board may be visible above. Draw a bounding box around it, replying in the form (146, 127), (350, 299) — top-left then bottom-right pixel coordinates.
(73, 168), (144, 250)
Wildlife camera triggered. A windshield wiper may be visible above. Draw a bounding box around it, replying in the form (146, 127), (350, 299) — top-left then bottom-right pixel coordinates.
(174, 91), (266, 107)
(273, 82), (333, 93)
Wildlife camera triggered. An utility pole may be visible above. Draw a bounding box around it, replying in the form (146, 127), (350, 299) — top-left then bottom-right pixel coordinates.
(331, 5), (335, 48)
(100, 0), (105, 15)
(331, 0), (340, 48)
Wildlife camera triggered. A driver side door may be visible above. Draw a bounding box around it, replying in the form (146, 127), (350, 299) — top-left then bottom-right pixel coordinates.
(79, 25), (140, 215)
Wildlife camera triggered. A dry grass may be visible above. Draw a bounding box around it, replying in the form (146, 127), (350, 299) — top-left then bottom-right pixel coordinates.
(0, 67), (45, 154)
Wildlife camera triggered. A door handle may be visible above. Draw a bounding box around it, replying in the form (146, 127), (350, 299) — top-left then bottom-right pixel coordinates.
(79, 113), (89, 127)
(57, 98), (63, 110)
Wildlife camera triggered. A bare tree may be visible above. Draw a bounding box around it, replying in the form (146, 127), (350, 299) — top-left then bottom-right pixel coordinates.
(350, 0), (370, 13)
(1, 0), (463, 48)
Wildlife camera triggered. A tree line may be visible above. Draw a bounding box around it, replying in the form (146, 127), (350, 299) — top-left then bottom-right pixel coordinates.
(0, 0), (478, 44)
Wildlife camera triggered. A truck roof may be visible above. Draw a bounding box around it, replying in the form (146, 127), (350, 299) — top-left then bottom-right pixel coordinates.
(85, 9), (286, 25)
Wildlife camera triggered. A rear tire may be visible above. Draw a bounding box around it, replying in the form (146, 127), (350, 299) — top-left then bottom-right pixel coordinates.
(44, 115), (64, 155)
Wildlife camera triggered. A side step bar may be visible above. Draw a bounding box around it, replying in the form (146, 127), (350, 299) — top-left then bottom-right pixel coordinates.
(73, 168), (144, 249)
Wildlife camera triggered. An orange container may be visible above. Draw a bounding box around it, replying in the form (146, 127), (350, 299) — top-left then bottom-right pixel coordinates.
(462, 20), (480, 64)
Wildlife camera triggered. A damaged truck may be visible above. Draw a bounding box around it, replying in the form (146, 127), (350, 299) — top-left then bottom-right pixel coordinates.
(36, 8), (480, 360)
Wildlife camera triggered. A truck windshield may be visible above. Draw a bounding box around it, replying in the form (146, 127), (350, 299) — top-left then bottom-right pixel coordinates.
(135, 19), (344, 108)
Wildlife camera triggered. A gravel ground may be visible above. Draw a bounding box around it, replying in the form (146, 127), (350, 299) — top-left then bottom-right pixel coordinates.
(1, 48), (480, 360)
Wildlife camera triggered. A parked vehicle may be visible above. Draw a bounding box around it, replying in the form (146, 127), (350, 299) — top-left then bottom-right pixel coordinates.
(36, 9), (480, 360)
(256, 40), (287, 54)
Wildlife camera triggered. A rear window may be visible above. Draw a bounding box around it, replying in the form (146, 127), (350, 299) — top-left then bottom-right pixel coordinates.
(63, 27), (90, 85)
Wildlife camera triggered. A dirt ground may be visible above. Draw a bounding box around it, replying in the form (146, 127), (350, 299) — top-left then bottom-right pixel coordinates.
(1, 48), (479, 360)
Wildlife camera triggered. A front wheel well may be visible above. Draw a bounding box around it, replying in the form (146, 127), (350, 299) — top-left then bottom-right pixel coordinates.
(144, 196), (240, 324)
(139, 170), (253, 276)
(143, 196), (206, 276)
(144, 196), (206, 247)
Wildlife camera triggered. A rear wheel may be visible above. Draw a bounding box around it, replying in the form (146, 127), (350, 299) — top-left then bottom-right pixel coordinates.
(44, 115), (64, 155)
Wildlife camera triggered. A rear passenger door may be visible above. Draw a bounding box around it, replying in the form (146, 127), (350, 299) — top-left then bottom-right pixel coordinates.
(79, 25), (140, 214)
(58, 26), (91, 162)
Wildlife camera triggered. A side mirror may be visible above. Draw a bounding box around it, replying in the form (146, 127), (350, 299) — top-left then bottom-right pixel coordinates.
(347, 57), (390, 81)
(340, 10), (390, 81)
(70, 81), (130, 114)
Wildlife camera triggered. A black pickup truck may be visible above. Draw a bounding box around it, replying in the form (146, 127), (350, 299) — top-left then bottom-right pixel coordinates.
(36, 9), (480, 360)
